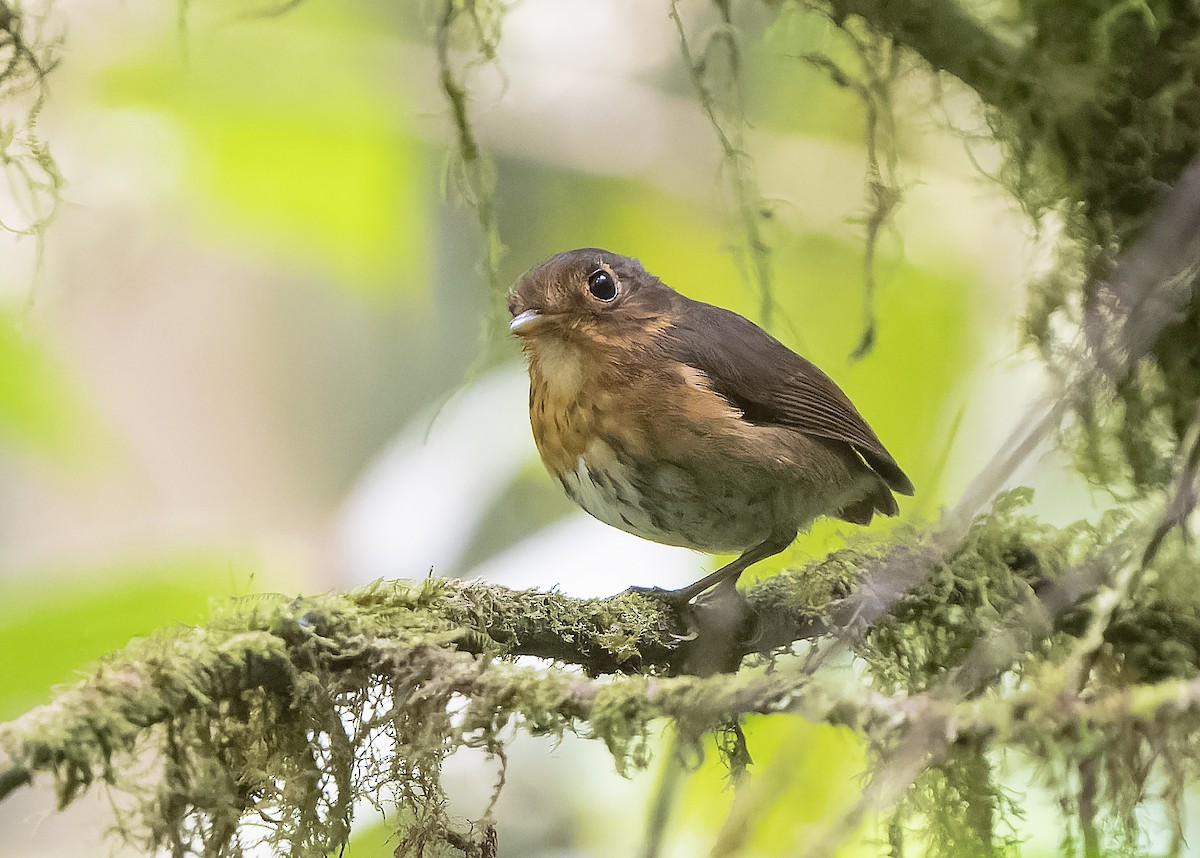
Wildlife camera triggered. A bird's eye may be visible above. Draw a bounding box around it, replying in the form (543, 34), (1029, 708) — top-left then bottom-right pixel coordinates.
(587, 269), (617, 302)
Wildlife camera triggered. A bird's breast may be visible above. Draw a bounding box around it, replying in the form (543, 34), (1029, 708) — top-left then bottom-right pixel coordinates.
(526, 339), (597, 476)
(554, 438), (776, 553)
(556, 441), (674, 545)
(522, 332), (791, 553)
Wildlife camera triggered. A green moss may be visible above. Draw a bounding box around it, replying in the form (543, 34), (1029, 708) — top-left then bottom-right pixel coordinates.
(982, 0), (1200, 492)
(4, 493), (1200, 855)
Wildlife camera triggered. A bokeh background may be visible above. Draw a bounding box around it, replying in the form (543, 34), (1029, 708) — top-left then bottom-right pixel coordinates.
(0, 0), (1103, 854)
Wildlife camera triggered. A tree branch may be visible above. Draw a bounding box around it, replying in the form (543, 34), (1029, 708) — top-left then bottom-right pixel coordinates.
(0, 564), (847, 810)
(822, 0), (1022, 111)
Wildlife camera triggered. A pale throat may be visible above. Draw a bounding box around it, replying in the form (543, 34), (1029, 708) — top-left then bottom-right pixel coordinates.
(528, 335), (585, 401)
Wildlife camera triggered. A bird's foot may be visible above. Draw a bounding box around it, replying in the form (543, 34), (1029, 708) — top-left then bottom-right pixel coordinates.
(625, 584), (698, 609)
(625, 581), (758, 674)
(683, 584), (757, 676)
(624, 585), (703, 642)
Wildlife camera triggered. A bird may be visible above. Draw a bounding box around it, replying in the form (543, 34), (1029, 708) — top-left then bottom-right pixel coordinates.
(507, 248), (913, 605)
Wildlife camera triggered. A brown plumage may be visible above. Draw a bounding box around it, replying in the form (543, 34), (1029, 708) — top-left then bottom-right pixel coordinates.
(508, 248), (913, 603)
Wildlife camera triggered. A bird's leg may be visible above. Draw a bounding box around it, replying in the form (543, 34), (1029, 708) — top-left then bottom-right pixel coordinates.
(629, 534), (793, 607)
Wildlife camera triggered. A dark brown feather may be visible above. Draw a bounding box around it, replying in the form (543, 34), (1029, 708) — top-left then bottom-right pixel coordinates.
(660, 296), (915, 497)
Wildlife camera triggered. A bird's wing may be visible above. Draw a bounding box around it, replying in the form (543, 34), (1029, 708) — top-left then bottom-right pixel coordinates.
(662, 299), (914, 496)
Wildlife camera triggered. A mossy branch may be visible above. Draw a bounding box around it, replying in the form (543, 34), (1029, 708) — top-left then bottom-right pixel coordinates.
(821, 0), (1200, 490)
(4, 491), (1200, 854)
(822, 0), (1021, 111)
(0, 556), (860, 812)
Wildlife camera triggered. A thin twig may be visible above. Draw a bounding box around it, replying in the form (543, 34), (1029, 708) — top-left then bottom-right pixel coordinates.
(670, 0), (776, 327)
(436, 0), (507, 334)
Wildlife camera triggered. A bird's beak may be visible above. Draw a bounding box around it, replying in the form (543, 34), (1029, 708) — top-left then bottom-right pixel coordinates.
(509, 309), (543, 334)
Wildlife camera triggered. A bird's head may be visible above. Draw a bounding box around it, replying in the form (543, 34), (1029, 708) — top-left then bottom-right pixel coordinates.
(507, 248), (674, 346)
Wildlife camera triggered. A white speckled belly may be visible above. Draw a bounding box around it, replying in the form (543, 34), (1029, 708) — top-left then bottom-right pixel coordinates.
(557, 441), (773, 554)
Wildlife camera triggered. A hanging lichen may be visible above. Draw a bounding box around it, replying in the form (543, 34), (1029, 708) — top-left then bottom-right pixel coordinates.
(978, 0), (1200, 494)
(0, 0), (63, 305)
(670, 0), (779, 327)
(788, 2), (907, 360)
(436, 0), (509, 358)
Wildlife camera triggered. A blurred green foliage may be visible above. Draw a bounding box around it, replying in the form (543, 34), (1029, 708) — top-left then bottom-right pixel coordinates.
(94, 2), (432, 298)
(0, 310), (95, 462)
(346, 819), (400, 856)
(0, 550), (253, 720)
(677, 717), (873, 856)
